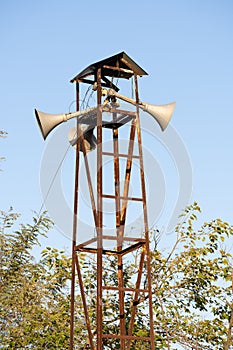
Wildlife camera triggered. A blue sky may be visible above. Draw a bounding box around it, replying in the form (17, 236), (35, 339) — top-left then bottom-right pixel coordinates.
(1, 0), (233, 250)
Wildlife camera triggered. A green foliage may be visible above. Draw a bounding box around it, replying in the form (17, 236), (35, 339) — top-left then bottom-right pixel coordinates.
(0, 209), (71, 349)
(1, 203), (233, 349)
(150, 202), (233, 349)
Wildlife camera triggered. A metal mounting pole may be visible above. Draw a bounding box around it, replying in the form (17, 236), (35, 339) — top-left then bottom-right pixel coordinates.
(96, 68), (103, 350)
(113, 112), (126, 349)
(70, 82), (80, 350)
(134, 74), (155, 349)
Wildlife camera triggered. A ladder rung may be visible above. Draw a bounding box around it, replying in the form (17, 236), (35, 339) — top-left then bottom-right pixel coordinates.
(102, 194), (143, 202)
(102, 334), (151, 341)
(76, 241), (145, 256)
(102, 235), (146, 243)
(102, 151), (140, 159)
(102, 285), (149, 293)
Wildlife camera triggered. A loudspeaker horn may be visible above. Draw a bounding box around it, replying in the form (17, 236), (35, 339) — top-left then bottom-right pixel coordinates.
(68, 126), (97, 152)
(35, 106), (98, 140)
(107, 89), (176, 131)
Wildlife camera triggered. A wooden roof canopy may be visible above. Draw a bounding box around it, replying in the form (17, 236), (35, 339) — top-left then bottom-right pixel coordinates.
(70, 52), (148, 90)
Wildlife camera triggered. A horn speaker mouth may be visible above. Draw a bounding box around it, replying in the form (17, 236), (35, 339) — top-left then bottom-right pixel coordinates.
(35, 109), (46, 139)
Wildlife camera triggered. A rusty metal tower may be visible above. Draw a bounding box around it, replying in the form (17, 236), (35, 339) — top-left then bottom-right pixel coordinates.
(70, 52), (155, 350)
(35, 52), (176, 350)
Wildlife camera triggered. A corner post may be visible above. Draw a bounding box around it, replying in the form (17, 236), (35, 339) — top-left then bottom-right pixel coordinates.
(70, 82), (80, 350)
